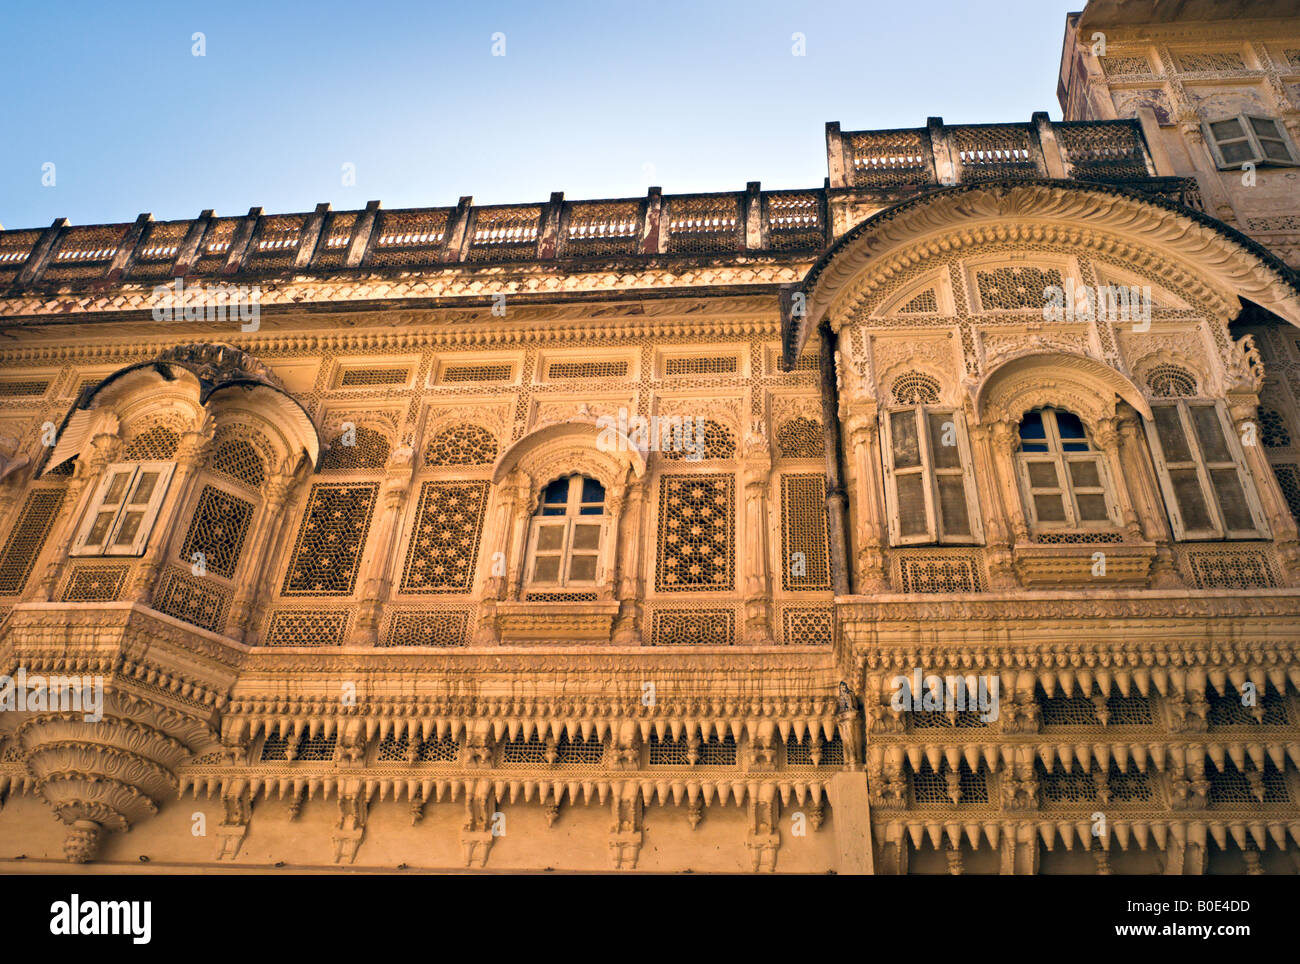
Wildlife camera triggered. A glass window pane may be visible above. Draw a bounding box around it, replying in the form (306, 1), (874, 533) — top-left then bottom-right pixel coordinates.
(890, 411), (921, 469)
(567, 555), (598, 582)
(1210, 468), (1253, 531)
(1033, 493), (1068, 522)
(581, 477), (605, 505)
(104, 472), (130, 504)
(542, 478), (569, 504)
(1019, 410), (1046, 442)
(1191, 406), (1231, 462)
(1220, 140), (1254, 164)
(1249, 117), (1280, 139)
(1027, 462), (1059, 488)
(130, 472), (159, 505)
(87, 511), (116, 546)
(1170, 468), (1213, 531)
(571, 524), (601, 550)
(1153, 406), (1193, 463)
(896, 473), (928, 536)
(927, 413), (961, 469)
(1019, 443), (1049, 453)
(113, 511), (143, 546)
(936, 475), (970, 536)
(1211, 119), (1245, 139)
(1261, 139), (1292, 162)
(1076, 494), (1109, 522)
(536, 525), (565, 552)
(577, 505), (603, 516)
(532, 556), (561, 582)
(1055, 410), (1087, 441)
(1068, 461), (1101, 489)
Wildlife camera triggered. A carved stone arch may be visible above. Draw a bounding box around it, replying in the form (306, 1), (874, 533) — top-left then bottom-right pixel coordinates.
(492, 420), (647, 508)
(1128, 350), (1210, 400)
(787, 181), (1300, 366)
(975, 351), (1152, 430)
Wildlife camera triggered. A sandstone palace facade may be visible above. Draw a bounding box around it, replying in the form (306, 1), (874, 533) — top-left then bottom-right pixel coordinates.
(2, 0), (1300, 874)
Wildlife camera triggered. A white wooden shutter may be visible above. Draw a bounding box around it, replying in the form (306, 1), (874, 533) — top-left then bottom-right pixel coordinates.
(71, 465), (138, 556)
(881, 409), (934, 545)
(105, 462), (174, 556)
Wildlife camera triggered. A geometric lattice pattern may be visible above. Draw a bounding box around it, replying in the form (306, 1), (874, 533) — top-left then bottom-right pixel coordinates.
(320, 427), (390, 471)
(122, 424), (180, 461)
(655, 474), (735, 591)
(153, 566), (231, 633)
(650, 609), (735, 646)
(382, 610), (470, 647)
(776, 417), (822, 459)
(1039, 694), (1155, 727)
(0, 489), (63, 595)
(423, 424), (498, 466)
(780, 474), (831, 591)
(661, 418), (736, 461)
(263, 610), (348, 646)
(180, 485), (254, 579)
(898, 289), (938, 313)
(1208, 762), (1291, 806)
(1259, 409), (1291, 448)
(376, 735), (461, 764)
(895, 551), (984, 593)
(338, 367), (410, 387)
(1274, 463), (1300, 523)
(281, 484), (378, 596)
(782, 607), (833, 645)
(1207, 690), (1290, 727)
(785, 735), (844, 766)
(61, 564), (129, 601)
(398, 481), (489, 593)
(209, 437), (266, 488)
(913, 762), (988, 805)
(1186, 549), (1278, 589)
(975, 266), (1064, 311)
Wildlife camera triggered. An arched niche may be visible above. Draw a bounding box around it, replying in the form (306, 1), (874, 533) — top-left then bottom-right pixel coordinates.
(974, 351), (1152, 429)
(492, 419), (647, 496)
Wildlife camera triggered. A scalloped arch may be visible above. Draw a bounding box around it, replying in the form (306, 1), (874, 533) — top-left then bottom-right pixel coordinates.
(974, 351), (1152, 427)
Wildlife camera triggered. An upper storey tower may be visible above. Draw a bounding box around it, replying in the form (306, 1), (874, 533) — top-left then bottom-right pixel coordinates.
(1058, 0), (1300, 267)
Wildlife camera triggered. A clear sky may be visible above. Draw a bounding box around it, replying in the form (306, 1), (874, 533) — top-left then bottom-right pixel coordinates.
(0, 0), (1084, 230)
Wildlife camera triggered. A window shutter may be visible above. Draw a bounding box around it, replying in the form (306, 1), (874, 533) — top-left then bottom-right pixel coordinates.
(528, 519), (569, 584)
(882, 409), (933, 544)
(567, 521), (603, 583)
(926, 411), (981, 542)
(72, 465), (138, 556)
(105, 462), (174, 556)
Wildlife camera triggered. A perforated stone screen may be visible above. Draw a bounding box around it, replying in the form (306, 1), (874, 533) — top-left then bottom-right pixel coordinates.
(655, 474), (735, 591)
(0, 490), (64, 595)
(399, 481), (488, 593)
(780, 474), (832, 591)
(180, 485), (254, 579)
(281, 483), (378, 595)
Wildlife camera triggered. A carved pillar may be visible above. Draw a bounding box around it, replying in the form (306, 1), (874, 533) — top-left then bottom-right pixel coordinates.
(967, 420), (1016, 589)
(1231, 400), (1300, 580)
(504, 476), (534, 601)
(988, 419), (1030, 545)
(611, 482), (646, 645)
(741, 459), (774, 644)
(1094, 417), (1144, 542)
(30, 430), (120, 602)
(599, 478), (627, 603)
(844, 409), (888, 591)
(243, 468), (312, 644)
(1115, 407), (1180, 586)
(128, 419), (214, 605)
(347, 448), (414, 645)
(474, 470), (523, 644)
(227, 469), (297, 641)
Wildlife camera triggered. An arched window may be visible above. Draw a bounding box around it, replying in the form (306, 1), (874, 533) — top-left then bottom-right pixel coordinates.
(525, 475), (606, 587)
(71, 422), (182, 557)
(1015, 408), (1116, 531)
(880, 374), (981, 545)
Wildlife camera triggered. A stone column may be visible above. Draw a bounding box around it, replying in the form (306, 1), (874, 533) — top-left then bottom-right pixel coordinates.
(473, 471), (524, 644)
(611, 481), (646, 645)
(844, 408), (888, 591)
(226, 469), (297, 641)
(598, 478), (627, 603)
(967, 420), (1015, 588)
(741, 460), (774, 644)
(503, 475), (535, 601)
(1231, 400), (1300, 580)
(1094, 417), (1144, 542)
(988, 419), (1030, 545)
(346, 449), (414, 646)
(243, 467), (313, 644)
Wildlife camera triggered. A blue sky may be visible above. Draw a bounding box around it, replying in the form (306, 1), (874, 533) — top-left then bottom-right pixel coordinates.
(0, 0), (1083, 230)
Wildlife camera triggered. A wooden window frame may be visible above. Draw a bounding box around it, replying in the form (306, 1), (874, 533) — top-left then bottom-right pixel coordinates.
(1144, 400), (1269, 540)
(1204, 115), (1299, 169)
(70, 461), (175, 557)
(524, 475), (609, 589)
(1014, 409), (1119, 533)
(880, 406), (983, 546)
